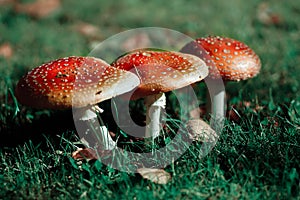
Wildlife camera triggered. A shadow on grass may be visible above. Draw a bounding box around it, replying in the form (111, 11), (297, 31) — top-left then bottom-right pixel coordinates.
(0, 109), (76, 148)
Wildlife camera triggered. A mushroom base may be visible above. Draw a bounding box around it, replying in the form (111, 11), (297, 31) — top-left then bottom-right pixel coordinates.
(73, 106), (116, 150)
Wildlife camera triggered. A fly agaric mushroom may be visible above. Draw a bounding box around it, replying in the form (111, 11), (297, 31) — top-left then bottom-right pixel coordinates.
(111, 50), (208, 145)
(181, 36), (261, 121)
(15, 56), (140, 150)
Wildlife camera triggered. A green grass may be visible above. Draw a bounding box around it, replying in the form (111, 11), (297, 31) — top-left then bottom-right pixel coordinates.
(1, 0), (300, 199)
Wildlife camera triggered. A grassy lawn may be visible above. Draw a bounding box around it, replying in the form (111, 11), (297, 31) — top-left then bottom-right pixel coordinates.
(1, 0), (300, 199)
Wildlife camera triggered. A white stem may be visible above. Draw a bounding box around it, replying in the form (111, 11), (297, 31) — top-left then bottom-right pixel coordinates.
(205, 78), (226, 130)
(211, 90), (226, 123)
(74, 105), (116, 150)
(73, 107), (98, 121)
(144, 93), (166, 140)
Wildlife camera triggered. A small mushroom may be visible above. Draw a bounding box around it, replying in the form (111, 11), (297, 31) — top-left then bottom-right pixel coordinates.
(15, 56), (140, 150)
(111, 50), (208, 146)
(181, 36), (261, 122)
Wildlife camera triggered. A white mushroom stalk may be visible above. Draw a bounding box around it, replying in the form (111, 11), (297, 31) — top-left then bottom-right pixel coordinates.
(73, 105), (115, 150)
(111, 50), (209, 148)
(144, 93), (166, 146)
(205, 77), (226, 129)
(211, 86), (226, 124)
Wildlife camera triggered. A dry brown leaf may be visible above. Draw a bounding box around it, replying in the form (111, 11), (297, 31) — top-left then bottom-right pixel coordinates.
(0, 43), (13, 59)
(137, 168), (171, 184)
(72, 148), (98, 161)
(73, 22), (103, 40)
(256, 2), (283, 26)
(14, 0), (60, 18)
(0, 0), (15, 6)
(72, 147), (114, 161)
(227, 108), (241, 123)
(186, 119), (217, 142)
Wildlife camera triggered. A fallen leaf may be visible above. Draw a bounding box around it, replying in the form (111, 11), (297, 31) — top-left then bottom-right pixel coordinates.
(256, 2), (283, 26)
(0, 0), (15, 6)
(227, 107), (241, 123)
(73, 22), (103, 40)
(14, 0), (61, 19)
(72, 148), (98, 161)
(186, 119), (217, 142)
(227, 102), (264, 122)
(72, 147), (114, 161)
(137, 168), (171, 184)
(0, 43), (13, 59)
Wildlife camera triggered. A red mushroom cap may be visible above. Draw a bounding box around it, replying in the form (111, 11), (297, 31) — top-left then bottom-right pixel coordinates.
(16, 56), (140, 109)
(181, 36), (261, 81)
(111, 50), (208, 99)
